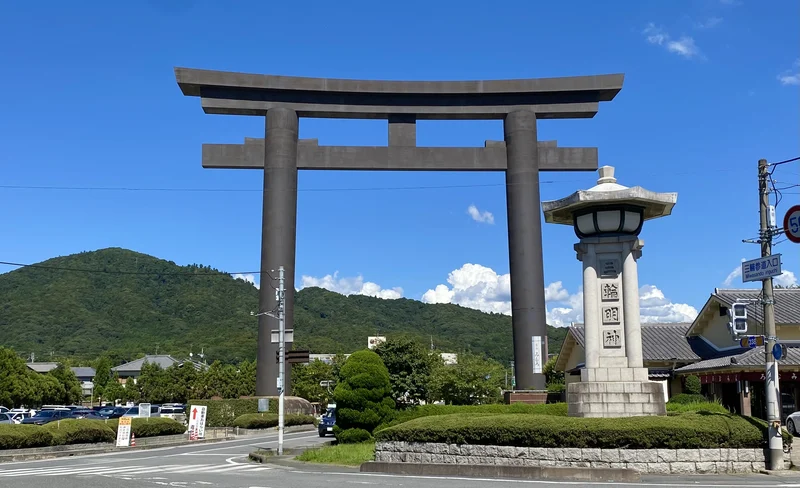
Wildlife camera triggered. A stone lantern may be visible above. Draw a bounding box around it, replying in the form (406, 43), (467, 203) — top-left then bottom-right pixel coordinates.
(542, 166), (677, 418)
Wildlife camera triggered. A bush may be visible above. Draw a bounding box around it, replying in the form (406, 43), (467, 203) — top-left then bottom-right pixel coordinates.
(376, 402), (566, 432)
(106, 418), (186, 438)
(684, 375), (702, 395)
(333, 350), (395, 441)
(232, 413), (316, 430)
(668, 393), (707, 405)
(375, 412), (773, 449)
(335, 428), (372, 444)
(666, 400), (729, 415)
(186, 399), (273, 427)
(0, 425), (54, 449)
(43, 420), (116, 446)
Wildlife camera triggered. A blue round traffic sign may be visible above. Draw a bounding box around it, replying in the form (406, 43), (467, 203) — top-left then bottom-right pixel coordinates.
(773, 343), (784, 361)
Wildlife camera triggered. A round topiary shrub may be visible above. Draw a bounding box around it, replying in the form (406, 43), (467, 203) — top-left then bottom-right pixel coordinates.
(684, 375), (702, 395)
(333, 349), (395, 443)
(335, 427), (373, 444)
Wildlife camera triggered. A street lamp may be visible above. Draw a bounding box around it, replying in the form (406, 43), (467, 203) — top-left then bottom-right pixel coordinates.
(250, 265), (286, 455)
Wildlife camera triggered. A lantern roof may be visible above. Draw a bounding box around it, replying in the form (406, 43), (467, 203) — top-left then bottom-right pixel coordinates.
(542, 166), (678, 226)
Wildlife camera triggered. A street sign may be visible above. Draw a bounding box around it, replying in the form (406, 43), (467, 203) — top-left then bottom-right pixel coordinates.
(271, 329), (294, 343)
(188, 405), (207, 441)
(258, 398), (269, 412)
(784, 205), (800, 244)
(116, 416), (132, 447)
(740, 335), (764, 348)
(773, 343), (786, 361)
(741, 254), (782, 282)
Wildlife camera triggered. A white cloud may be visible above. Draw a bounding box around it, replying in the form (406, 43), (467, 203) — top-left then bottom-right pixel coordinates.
(723, 259), (746, 286)
(467, 204), (495, 224)
(643, 23), (702, 59)
(421, 263), (697, 327)
(778, 59), (800, 86)
(299, 271), (403, 300)
(695, 17), (723, 29)
(775, 270), (799, 288)
(232, 273), (259, 289)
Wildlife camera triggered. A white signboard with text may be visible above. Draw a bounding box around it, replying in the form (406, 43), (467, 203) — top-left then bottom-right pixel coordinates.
(188, 405), (208, 440)
(532, 336), (543, 374)
(115, 416), (132, 447)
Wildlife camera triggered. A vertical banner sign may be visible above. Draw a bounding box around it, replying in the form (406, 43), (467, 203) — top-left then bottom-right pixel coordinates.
(532, 336), (543, 374)
(188, 405), (208, 441)
(116, 416), (132, 447)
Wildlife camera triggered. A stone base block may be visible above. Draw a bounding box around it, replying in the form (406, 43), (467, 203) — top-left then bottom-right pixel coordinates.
(567, 381), (666, 418)
(580, 367), (649, 383)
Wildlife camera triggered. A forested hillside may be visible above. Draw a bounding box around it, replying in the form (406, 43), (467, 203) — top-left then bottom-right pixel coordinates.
(0, 248), (567, 364)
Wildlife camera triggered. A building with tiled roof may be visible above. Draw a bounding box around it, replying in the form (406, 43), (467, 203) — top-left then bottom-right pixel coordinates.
(556, 322), (701, 399)
(557, 287), (800, 420)
(111, 355), (207, 384)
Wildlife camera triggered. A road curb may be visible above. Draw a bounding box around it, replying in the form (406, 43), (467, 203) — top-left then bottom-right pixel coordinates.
(0, 436), (234, 463)
(359, 461), (642, 482)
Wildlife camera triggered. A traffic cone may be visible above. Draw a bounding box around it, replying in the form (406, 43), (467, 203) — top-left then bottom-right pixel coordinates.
(130, 433), (136, 447)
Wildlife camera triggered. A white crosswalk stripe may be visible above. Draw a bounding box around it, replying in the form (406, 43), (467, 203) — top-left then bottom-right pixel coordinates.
(0, 463), (271, 477)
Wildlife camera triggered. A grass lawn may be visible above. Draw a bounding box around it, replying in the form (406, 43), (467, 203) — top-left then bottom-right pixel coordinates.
(296, 441), (375, 466)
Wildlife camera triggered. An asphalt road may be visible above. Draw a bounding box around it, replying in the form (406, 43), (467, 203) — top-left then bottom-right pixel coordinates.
(3, 431), (800, 488)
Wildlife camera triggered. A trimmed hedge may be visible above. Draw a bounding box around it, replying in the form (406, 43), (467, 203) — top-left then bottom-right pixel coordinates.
(232, 413), (317, 430)
(0, 425), (54, 450)
(376, 402), (567, 432)
(668, 393), (707, 405)
(375, 412), (782, 449)
(187, 399), (275, 427)
(44, 420), (116, 446)
(105, 418), (186, 438)
(666, 400), (729, 415)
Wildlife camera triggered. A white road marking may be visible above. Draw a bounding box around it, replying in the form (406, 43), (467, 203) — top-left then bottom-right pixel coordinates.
(294, 470), (800, 488)
(0, 463), (272, 478)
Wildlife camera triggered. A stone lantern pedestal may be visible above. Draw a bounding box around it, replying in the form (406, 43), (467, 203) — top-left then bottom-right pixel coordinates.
(542, 166), (677, 418)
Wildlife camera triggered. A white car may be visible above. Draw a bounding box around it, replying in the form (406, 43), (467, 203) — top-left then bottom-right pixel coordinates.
(786, 411), (800, 436)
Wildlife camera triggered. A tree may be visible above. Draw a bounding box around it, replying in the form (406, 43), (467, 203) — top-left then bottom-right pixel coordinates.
(333, 350), (395, 442)
(543, 355), (564, 387)
(375, 338), (437, 408)
(93, 357), (112, 389)
(429, 351), (505, 405)
(48, 364), (83, 404)
(685, 375), (702, 395)
(101, 374), (128, 404)
(292, 359), (335, 405)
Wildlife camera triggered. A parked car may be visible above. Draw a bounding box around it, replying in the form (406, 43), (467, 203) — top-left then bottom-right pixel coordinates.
(160, 403), (187, 424)
(94, 406), (130, 419)
(0, 413), (14, 425)
(21, 408), (72, 425)
(68, 408), (96, 419)
(318, 406), (336, 437)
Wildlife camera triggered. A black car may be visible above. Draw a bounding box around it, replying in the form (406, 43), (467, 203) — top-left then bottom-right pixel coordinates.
(21, 409), (71, 425)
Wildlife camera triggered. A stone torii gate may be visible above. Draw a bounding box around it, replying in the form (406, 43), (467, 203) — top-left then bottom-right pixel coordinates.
(174, 67), (624, 396)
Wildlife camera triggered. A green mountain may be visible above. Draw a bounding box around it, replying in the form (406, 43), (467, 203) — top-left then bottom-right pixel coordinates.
(0, 248), (567, 365)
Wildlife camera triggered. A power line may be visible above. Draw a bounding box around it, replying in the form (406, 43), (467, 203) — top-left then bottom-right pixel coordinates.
(0, 181), (580, 193)
(0, 260), (261, 276)
(769, 156), (800, 167)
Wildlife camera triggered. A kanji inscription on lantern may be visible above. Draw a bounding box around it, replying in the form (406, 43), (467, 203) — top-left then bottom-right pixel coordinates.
(602, 306), (620, 324)
(599, 259), (619, 277)
(601, 282), (619, 301)
(603, 329), (622, 348)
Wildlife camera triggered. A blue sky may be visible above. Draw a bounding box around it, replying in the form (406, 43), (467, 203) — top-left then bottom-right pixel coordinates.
(1, 0), (798, 326)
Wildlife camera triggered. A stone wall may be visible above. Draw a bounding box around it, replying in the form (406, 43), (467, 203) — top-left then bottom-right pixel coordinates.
(375, 441), (768, 474)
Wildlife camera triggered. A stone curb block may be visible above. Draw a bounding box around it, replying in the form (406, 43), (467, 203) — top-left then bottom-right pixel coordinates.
(360, 461), (641, 482)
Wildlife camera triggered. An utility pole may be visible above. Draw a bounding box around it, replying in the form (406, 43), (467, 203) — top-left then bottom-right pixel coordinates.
(759, 158), (782, 470)
(277, 265), (286, 456)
